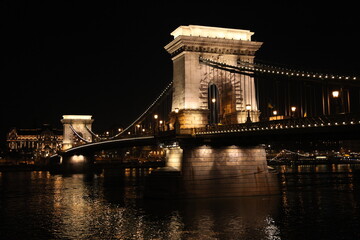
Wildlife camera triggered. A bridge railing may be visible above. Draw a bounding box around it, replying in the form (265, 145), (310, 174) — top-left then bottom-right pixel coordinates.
(194, 113), (360, 135)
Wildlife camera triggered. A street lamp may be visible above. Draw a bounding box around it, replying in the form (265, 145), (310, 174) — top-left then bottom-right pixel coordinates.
(153, 114), (159, 135)
(332, 90), (340, 114)
(245, 104), (252, 123)
(159, 120), (163, 132)
(174, 108), (180, 132)
(291, 106), (296, 118)
(332, 90), (340, 98)
(272, 110), (278, 116)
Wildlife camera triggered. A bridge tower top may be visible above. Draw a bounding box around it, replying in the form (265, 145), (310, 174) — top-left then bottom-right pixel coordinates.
(165, 25), (262, 130)
(170, 25), (254, 41)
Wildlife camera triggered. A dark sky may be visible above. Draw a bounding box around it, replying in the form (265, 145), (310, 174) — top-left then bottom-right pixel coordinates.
(1, 1), (359, 144)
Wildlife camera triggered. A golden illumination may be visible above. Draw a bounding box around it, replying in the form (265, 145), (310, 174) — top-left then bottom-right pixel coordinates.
(154, 114), (158, 119)
(291, 106), (296, 112)
(332, 90), (340, 98)
(174, 108), (179, 113)
(211, 98), (216, 103)
(272, 110), (278, 115)
(62, 115), (92, 120)
(171, 25), (254, 41)
(71, 155), (85, 163)
(246, 104), (251, 111)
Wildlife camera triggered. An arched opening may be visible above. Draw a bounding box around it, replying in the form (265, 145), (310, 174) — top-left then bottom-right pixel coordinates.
(208, 84), (220, 124)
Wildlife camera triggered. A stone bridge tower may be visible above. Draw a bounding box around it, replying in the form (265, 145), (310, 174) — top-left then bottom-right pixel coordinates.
(165, 25), (262, 130)
(61, 115), (94, 150)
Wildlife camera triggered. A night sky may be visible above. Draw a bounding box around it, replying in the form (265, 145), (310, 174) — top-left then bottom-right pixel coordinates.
(1, 1), (359, 145)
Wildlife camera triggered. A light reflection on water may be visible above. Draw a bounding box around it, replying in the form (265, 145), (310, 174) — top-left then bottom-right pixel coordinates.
(1, 164), (360, 239)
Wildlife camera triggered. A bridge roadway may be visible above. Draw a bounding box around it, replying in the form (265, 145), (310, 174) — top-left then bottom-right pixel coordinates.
(194, 113), (360, 144)
(62, 113), (360, 156)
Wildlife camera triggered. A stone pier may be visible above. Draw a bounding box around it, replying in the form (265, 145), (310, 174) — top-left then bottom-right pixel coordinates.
(146, 144), (279, 198)
(181, 144), (279, 198)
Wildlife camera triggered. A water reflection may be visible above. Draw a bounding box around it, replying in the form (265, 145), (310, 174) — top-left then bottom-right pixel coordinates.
(1, 164), (360, 239)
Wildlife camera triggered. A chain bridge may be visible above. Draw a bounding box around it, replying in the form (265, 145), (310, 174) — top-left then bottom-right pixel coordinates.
(54, 25), (360, 198)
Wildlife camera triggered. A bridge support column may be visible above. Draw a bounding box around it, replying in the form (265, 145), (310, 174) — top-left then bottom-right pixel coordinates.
(181, 144), (279, 198)
(146, 144), (279, 198)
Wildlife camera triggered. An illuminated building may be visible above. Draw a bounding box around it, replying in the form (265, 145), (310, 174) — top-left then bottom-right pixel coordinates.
(7, 124), (63, 158)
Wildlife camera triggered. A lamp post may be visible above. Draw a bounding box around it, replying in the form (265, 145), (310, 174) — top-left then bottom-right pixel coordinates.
(153, 114), (158, 135)
(272, 110), (278, 120)
(159, 120), (163, 132)
(174, 108), (180, 133)
(332, 90), (340, 114)
(245, 104), (252, 123)
(291, 106), (296, 118)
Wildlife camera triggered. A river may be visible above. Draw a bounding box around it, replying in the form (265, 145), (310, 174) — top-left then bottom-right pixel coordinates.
(1, 164), (360, 239)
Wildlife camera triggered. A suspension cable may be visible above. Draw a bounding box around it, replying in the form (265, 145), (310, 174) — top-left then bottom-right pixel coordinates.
(199, 56), (358, 83)
(107, 81), (173, 139)
(69, 125), (91, 143)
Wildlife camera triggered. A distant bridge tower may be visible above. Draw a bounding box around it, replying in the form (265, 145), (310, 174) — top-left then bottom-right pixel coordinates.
(61, 115), (94, 150)
(165, 25), (262, 129)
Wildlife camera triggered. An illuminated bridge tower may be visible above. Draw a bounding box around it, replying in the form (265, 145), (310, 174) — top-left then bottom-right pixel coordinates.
(61, 115), (94, 150)
(147, 25), (279, 198)
(165, 25), (262, 130)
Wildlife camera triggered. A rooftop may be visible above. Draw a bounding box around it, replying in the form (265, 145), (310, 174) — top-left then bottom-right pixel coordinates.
(171, 25), (254, 41)
(62, 115), (92, 120)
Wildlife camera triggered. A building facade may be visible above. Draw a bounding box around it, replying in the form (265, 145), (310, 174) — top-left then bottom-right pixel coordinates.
(7, 124), (63, 159)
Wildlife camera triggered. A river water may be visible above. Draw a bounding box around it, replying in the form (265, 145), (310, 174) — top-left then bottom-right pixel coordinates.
(1, 164), (360, 240)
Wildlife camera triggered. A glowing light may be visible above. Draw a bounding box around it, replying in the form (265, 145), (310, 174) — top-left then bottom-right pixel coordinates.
(332, 90), (340, 98)
(71, 155), (85, 163)
(246, 104), (251, 110)
(62, 115), (92, 120)
(291, 106), (296, 112)
(171, 25), (254, 41)
(154, 114), (158, 119)
(212, 98), (216, 103)
(174, 108), (179, 113)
